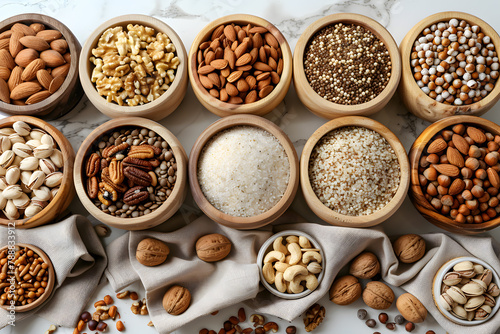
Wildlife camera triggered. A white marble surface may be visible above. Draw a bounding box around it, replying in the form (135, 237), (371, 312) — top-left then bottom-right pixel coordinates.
(1, 0), (500, 333)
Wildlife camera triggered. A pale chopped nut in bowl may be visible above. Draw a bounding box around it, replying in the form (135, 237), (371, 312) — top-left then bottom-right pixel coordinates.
(79, 14), (188, 121)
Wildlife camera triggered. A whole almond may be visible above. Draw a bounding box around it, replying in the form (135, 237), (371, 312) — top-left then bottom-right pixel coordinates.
(252, 33), (264, 49)
(487, 167), (500, 189)
(259, 85), (274, 98)
(224, 25), (237, 42)
(14, 48), (38, 67)
(50, 63), (70, 78)
(10, 81), (41, 100)
(50, 39), (68, 54)
(211, 25), (224, 40)
(29, 23), (46, 34)
(227, 70), (242, 83)
(210, 59), (228, 70)
(448, 178), (465, 196)
(36, 30), (62, 42)
(11, 23), (35, 36)
(236, 78), (250, 92)
(197, 65), (215, 75)
(224, 47), (236, 69)
(245, 90), (257, 103)
(0, 39), (9, 50)
(249, 26), (268, 34)
(264, 33), (279, 49)
(21, 58), (46, 81)
(199, 75), (213, 90)
(40, 50), (65, 67)
(253, 61), (273, 72)
(26, 90), (51, 104)
(9, 31), (23, 58)
(19, 35), (50, 51)
(246, 75), (257, 89)
(0, 66), (10, 80)
(467, 126), (487, 144)
(48, 75), (64, 94)
(446, 147), (464, 168)
(36, 69), (52, 90)
(220, 88), (228, 101)
(452, 134), (470, 155)
(0, 49), (16, 69)
(0, 78), (10, 103)
(8, 66), (22, 91)
(225, 82), (239, 97)
(0, 31), (13, 40)
(62, 52), (71, 63)
(434, 164), (460, 178)
(207, 72), (220, 88)
(234, 41), (248, 59)
(235, 53), (252, 67)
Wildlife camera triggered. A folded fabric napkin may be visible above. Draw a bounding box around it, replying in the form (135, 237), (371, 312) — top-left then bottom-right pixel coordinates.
(0, 215), (107, 329)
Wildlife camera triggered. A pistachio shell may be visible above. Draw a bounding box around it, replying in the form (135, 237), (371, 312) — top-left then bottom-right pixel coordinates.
(5, 166), (20, 185)
(39, 158), (56, 175)
(12, 193), (30, 209)
(0, 177), (8, 190)
(3, 200), (19, 219)
(0, 193), (6, 210)
(28, 170), (46, 190)
(454, 261), (474, 271)
(19, 157), (38, 170)
(439, 293), (455, 311)
(2, 185), (23, 199)
(478, 269), (493, 286)
(8, 134), (25, 145)
(464, 295), (485, 311)
(487, 283), (500, 297)
(29, 128), (47, 141)
(474, 264), (485, 275)
(483, 294), (496, 308)
(25, 139), (41, 149)
(12, 121), (31, 136)
(0, 150), (15, 169)
(40, 134), (54, 147)
(451, 304), (468, 320)
(49, 149), (63, 168)
(0, 136), (11, 154)
(12, 142), (32, 158)
(307, 262), (322, 274)
(20, 171), (31, 185)
(50, 187), (59, 199)
(33, 144), (53, 159)
(45, 171), (63, 188)
(0, 166), (6, 177)
(462, 280), (487, 296)
(443, 272), (462, 286)
(467, 311), (475, 321)
(447, 286), (468, 304)
(24, 203), (42, 218)
(0, 129), (15, 136)
(474, 304), (492, 320)
(32, 186), (51, 201)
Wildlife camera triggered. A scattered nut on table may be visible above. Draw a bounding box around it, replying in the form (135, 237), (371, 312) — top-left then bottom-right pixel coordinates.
(329, 274), (362, 305)
(396, 292), (427, 323)
(393, 234), (426, 264)
(362, 281), (395, 310)
(195, 233), (232, 262)
(349, 251), (381, 279)
(136, 237), (170, 266)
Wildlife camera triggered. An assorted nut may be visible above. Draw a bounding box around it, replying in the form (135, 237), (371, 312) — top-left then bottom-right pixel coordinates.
(162, 285), (191, 315)
(357, 308), (434, 333)
(199, 308), (279, 334)
(396, 293), (428, 323)
(0, 245), (50, 306)
(411, 18), (498, 105)
(0, 121), (63, 219)
(195, 233), (232, 262)
(83, 127), (177, 218)
(303, 303), (325, 332)
(261, 234), (322, 294)
(90, 24), (179, 106)
(438, 259), (498, 321)
(0, 22), (70, 105)
(136, 237), (170, 266)
(419, 123), (500, 224)
(195, 22), (283, 104)
(393, 234), (426, 264)
(77, 292), (126, 333)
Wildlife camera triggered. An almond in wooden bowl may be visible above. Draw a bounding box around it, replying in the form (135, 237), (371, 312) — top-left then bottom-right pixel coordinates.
(409, 115), (500, 234)
(189, 115), (298, 229)
(293, 13), (401, 119)
(188, 14), (292, 117)
(73, 117), (187, 230)
(399, 12), (500, 122)
(79, 14), (188, 121)
(0, 14), (83, 119)
(300, 116), (410, 227)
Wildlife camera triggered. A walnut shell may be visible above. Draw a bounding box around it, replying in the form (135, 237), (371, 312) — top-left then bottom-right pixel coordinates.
(195, 233), (231, 262)
(162, 285), (191, 315)
(362, 281), (395, 310)
(349, 251), (380, 279)
(393, 234), (426, 264)
(136, 238), (169, 266)
(396, 293), (427, 323)
(329, 275), (362, 305)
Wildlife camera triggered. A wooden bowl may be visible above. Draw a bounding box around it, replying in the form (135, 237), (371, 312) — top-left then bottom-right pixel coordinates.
(0, 116), (75, 228)
(409, 115), (500, 234)
(300, 116), (410, 227)
(0, 14), (83, 120)
(0, 243), (55, 312)
(188, 14), (292, 117)
(399, 12), (500, 122)
(189, 115), (299, 229)
(293, 13), (401, 119)
(74, 117), (187, 230)
(79, 14), (188, 121)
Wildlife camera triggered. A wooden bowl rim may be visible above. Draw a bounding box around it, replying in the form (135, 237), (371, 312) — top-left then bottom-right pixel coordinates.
(408, 115), (500, 233)
(78, 14), (188, 117)
(0, 116), (75, 228)
(300, 116), (410, 227)
(0, 243), (55, 312)
(0, 13), (81, 115)
(293, 13), (401, 118)
(188, 114), (299, 229)
(187, 13), (293, 117)
(400, 11), (500, 116)
(73, 117), (187, 230)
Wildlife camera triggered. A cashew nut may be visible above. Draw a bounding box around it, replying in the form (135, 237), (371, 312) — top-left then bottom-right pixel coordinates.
(275, 272), (287, 293)
(274, 262), (290, 272)
(307, 262), (323, 274)
(286, 280), (292, 294)
(289, 277), (305, 294)
(287, 242), (302, 265)
(283, 265), (308, 282)
(291, 273), (319, 292)
(302, 251), (322, 264)
(286, 235), (299, 244)
(299, 236), (312, 248)
(285, 254), (291, 263)
(262, 263), (275, 284)
(264, 250), (285, 264)
(272, 236), (288, 255)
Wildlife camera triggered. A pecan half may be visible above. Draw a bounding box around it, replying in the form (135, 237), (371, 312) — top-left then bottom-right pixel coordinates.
(123, 186), (149, 205)
(128, 145), (155, 159)
(101, 158), (109, 170)
(86, 153), (100, 177)
(99, 182), (118, 202)
(97, 191), (112, 206)
(87, 176), (98, 199)
(124, 166), (152, 186)
(123, 157), (153, 170)
(109, 159), (124, 184)
(101, 167), (128, 193)
(103, 143), (129, 158)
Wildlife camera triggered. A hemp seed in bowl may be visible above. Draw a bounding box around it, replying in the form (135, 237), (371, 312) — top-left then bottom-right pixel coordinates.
(309, 126), (400, 216)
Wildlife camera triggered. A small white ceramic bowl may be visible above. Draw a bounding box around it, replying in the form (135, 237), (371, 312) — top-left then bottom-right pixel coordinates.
(432, 256), (500, 325)
(256, 230), (325, 300)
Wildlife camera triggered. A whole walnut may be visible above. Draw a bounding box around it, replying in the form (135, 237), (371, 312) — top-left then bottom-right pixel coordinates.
(136, 238), (170, 266)
(349, 251), (380, 279)
(362, 281), (395, 310)
(329, 275), (362, 305)
(396, 293), (427, 323)
(162, 285), (191, 315)
(196, 233), (231, 262)
(393, 234), (426, 264)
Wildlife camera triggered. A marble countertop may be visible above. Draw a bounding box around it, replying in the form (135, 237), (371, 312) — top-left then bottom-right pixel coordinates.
(2, 0), (500, 333)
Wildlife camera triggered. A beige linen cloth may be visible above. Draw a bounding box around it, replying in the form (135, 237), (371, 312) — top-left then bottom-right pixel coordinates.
(0, 215), (107, 329)
(106, 214), (500, 334)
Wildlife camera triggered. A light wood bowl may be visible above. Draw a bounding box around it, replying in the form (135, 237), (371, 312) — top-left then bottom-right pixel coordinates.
(188, 14), (292, 117)
(189, 115), (299, 229)
(409, 115), (500, 234)
(0, 14), (83, 120)
(293, 13), (401, 119)
(0, 116), (75, 228)
(74, 117), (187, 230)
(399, 11), (500, 122)
(0, 243), (55, 312)
(79, 14), (188, 121)
(300, 116), (410, 227)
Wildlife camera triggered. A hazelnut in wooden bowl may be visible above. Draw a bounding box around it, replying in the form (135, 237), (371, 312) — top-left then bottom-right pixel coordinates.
(188, 14), (292, 117)
(0, 14), (84, 119)
(257, 230), (325, 299)
(293, 13), (401, 119)
(409, 115), (500, 234)
(79, 14), (188, 121)
(74, 117), (187, 230)
(399, 12), (500, 122)
(0, 243), (55, 312)
(189, 115), (299, 229)
(0, 116), (75, 229)
(300, 116), (410, 227)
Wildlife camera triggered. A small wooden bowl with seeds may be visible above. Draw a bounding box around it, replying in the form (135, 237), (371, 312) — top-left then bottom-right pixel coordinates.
(300, 116), (410, 227)
(73, 117), (188, 230)
(0, 13), (83, 119)
(293, 13), (401, 119)
(188, 14), (293, 117)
